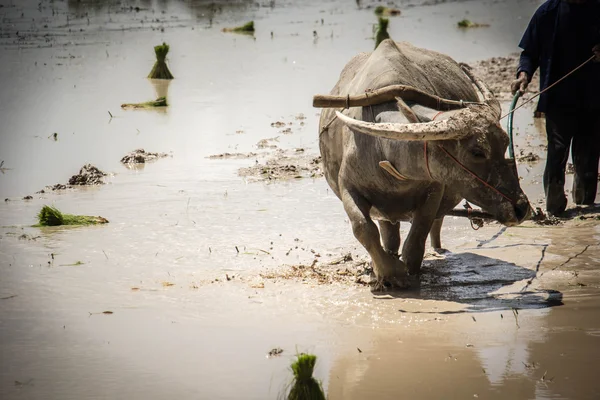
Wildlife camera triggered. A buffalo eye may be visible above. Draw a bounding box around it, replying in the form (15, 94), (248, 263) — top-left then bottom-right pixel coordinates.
(470, 148), (487, 159)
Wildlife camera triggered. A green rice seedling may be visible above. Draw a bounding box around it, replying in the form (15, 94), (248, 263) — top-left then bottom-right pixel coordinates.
(287, 354), (326, 400)
(223, 21), (255, 34)
(374, 6), (401, 16)
(375, 17), (390, 49)
(36, 205), (109, 227)
(121, 97), (168, 109)
(148, 43), (174, 80)
(457, 19), (489, 28)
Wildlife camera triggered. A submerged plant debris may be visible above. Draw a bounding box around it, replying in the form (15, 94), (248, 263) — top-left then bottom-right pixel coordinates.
(121, 96), (167, 109)
(68, 164), (107, 186)
(120, 149), (170, 164)
(374, 6), (401, 16)
(36, 205), (109, 227)
(148, 43), (174, 80)
(287, 354), (326, 400)
(223, 21), (255, 33)
(457, 19), (490, 28)
(267, 347), (284, 358)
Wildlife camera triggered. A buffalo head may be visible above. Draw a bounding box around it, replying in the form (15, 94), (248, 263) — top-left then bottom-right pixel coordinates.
(334, 67), (531, 226)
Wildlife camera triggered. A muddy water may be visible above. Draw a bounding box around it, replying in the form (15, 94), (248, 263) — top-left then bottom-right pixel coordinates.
(2, 0), (600, 399)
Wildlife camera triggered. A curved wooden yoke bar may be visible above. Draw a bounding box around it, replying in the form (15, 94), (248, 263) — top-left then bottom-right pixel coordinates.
(312, 85), (483, 111)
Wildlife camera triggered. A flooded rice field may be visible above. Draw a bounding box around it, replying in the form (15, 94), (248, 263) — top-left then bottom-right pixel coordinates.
(1, 0), (600, 398)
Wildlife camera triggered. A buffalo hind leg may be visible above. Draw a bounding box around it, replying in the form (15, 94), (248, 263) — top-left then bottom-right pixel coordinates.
(402, 187), (444, 276)
(429, 217), (444, 251)
(341, 189), (409, 289)
(379, 220), (400, 256)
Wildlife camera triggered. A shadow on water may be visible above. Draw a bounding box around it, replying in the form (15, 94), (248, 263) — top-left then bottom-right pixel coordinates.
(379, 250), (563, 313)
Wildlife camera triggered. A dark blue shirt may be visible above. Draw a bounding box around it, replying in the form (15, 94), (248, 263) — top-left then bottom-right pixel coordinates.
(517, 0), (600, 112)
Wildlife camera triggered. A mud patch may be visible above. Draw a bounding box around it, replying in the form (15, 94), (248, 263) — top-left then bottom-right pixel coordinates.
(120, 149), (170, 164)
(46, 184), (69, 191)
(239, 150), (323, 181)
(260, 253), (373, 285)
(256, 137), (280, 149)
(68, 164), (106, 185)
(566, 163), (574, 174)
(207, 152), (258, 160)
(41, 164), (107, 192)
(468, 54), (540, 102)
(532, 215), (563, 226)
(517, 151), (540, 163)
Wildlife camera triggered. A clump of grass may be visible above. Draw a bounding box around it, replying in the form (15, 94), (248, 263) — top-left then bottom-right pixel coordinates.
(223, 21), (255, 34)
(374, 6), (401, 16)
(287, 354), (326, 400)
(36, 205), (109, 227)
(375, 17), (390, 49)
(121, 97), (168, 109)
(457, 19), (489, 28)
(148, 43), (174, 80)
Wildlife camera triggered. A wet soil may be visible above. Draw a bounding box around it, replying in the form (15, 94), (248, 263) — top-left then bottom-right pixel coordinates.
(469, 53), (541, 102)
(120, 148), (170, 164)
(260, 252), (373, 286)
(67, 164), (106, 185)
(207, 152), (259, 159)
(239, 149), (323, 181)
(30, 164), (108, 195)
(2, 0), (600, 399)
(517, 150), (541, 163)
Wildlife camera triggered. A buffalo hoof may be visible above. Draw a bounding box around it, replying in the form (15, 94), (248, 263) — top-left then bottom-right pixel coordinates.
(371, 257), (410, 291)
(373, 276), (411, 291)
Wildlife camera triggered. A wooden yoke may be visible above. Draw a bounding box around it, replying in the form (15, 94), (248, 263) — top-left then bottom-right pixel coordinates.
(312, 85), (482, 111)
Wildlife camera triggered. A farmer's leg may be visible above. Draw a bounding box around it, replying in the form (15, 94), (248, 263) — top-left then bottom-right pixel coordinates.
(543, 112), (575, 215)
(572, 114), (600, 205)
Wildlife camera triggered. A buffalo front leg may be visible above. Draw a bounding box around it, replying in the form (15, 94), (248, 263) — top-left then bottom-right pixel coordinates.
(341, 189), (409, 288)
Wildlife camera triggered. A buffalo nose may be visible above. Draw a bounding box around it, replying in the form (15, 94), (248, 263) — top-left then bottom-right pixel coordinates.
(513, 200), (530, 222)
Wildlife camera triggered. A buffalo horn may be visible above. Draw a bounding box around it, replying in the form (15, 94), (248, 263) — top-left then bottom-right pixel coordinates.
(335, 106), (494, 141)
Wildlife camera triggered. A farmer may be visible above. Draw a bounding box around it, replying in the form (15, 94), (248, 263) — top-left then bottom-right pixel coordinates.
(511, 0), (600, 216)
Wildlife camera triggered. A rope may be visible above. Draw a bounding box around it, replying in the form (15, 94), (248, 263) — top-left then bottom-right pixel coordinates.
(438, 145), (515, 204)
(432, 111), (444, 121)
(424, 141), (433, 180)
(464, 201), (484, 230)
(319, 107), (345, 135)
(500, 55), (595, 120)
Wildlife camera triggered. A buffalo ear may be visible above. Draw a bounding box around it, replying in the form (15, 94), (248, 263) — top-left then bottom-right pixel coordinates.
(395, 97), (420, 123)
(460, 64), (501, 119)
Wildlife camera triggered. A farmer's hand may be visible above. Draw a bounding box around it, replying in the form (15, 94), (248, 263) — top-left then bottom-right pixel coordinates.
(593, 44), (600, 62)
(511, 71), (529, 95)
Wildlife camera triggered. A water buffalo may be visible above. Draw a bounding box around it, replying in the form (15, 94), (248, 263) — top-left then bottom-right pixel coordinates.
(317, 40), (531, 288)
